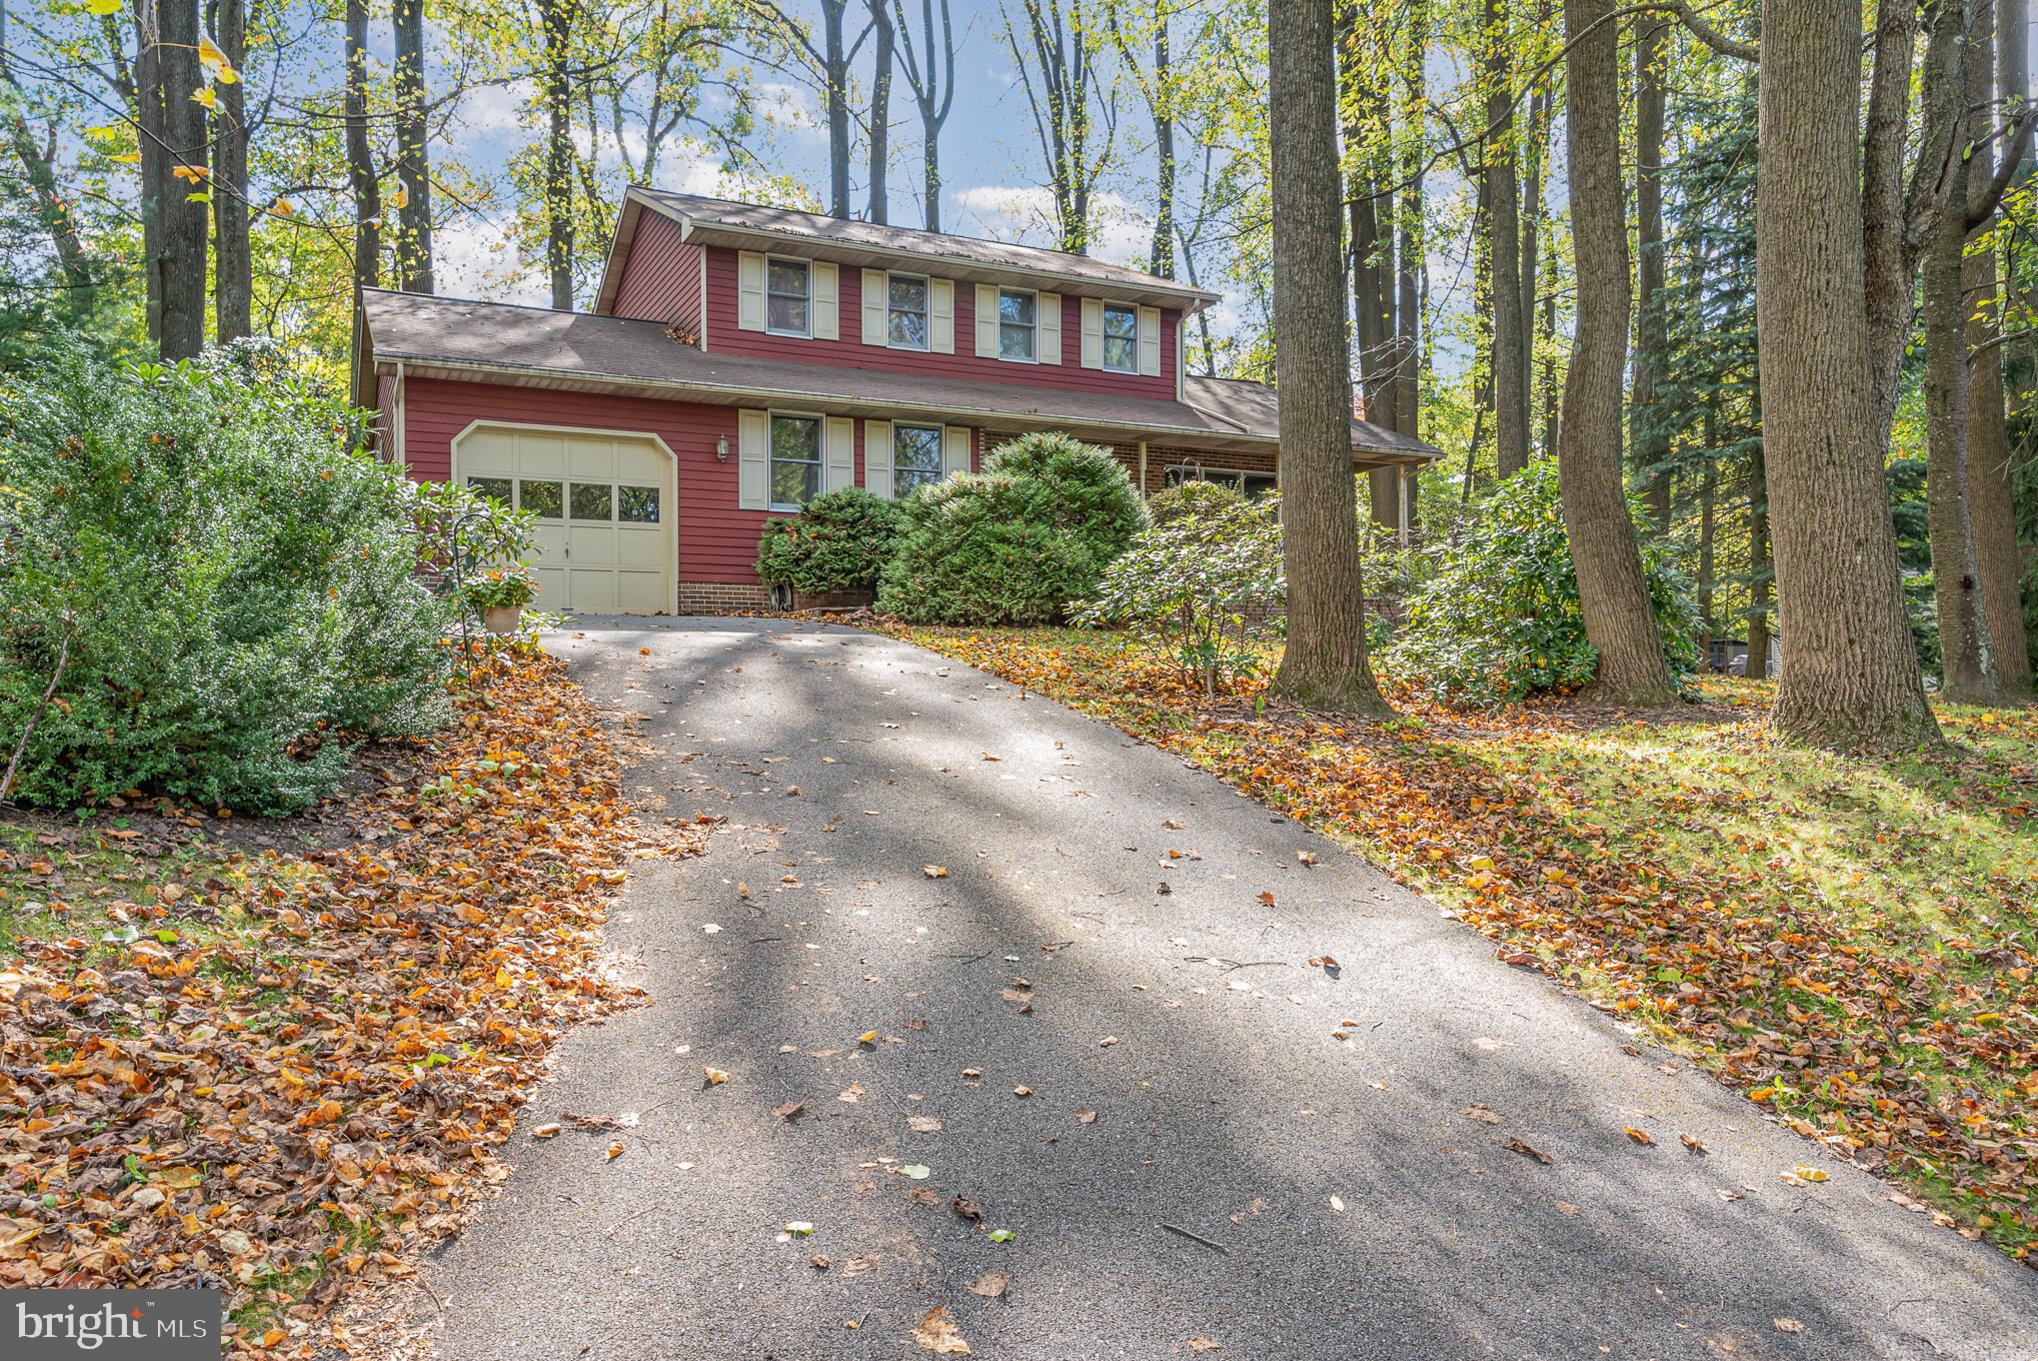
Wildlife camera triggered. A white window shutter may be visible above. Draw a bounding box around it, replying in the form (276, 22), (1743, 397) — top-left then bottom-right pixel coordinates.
(1080, 298), (1104, 369)
(1037, 292), (1062, 365)
(737, 409), (769, 509)
(1175, 316), (1186, 398)
(813, 261), (840, 340)
(864, 420), (894, 498)
(941, 425), (971, 479)
(862, 269), (887, 345)
(824, 415), (855, 492)
(1137, 305), (1162, 377)
(737, 252), (766, 332)
(975, 284), (1000, 357)
(930, 279), (955, 353)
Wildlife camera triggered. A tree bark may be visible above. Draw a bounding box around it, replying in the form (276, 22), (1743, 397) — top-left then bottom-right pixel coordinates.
(211, 0), (250, 342)
(134, 0), (165, 346)
(540, 0), (576, 308)
(1921, 0), (1999, 703)
(1520, 65), (1549, 455)
(343, 0), (381, 296)
(1557, 0), (1679, 705)
(866, 0), (892, 222)
(155, 0), (208, 358)
(1148, 16), (1174, 278)
(895, 0), (955, 231)
(822, 0), (854, 218)
(1268, 0), (1389, 716)
(1487, 0), (1528, 478)
(1633, 10), (1671, 529)
(1756, 0), (1941, 747)
(393, 0), (434, 293)
(1745, 440), (1772, 676)
(1969, 0), (2034, 696)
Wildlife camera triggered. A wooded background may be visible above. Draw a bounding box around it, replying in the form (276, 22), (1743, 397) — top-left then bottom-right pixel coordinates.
(3, 0), (2033, 728)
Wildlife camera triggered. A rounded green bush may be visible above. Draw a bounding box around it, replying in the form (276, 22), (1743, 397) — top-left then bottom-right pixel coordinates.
(876, 431), (1147, 625)
(1145, 477), (1248, 526)
(755, 487), (901, 595)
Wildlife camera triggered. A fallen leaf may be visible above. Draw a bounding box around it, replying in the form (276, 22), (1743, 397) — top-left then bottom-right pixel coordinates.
(773, 1101), (806, 1121)
(1074, 1108), (1097, 1124)
(914, 1306), (972, 1355)
(1774, 1318), (1805, 1334)
(702, 1067), (730, 1087)
(1789, 1165), (1829, 1184)
(531, 1122), (562, 1139)
(951, 1194), (983, 1222)
(987, 1228), (1014, 1242)
(858, 1030), (879, 1046)
(810, 1254), (830, 1269)
(1188, 1339), (1221, 1354)
(1555, 1201), (1581, 1215)
(843, 1253), (878, 1276)
(923, 865), (949, 879)
(605, 1141), (625, 1160)
(1462, 1104), (1501, 1125)
(1013, 1085), (1033, 1098)
(965, 1271), (1010, 1299)
(1257, 891), (1276, 906)
(784, 1221), (815, 1236)
(900, 1165), (932, 1180)
(1502, 1137), (1554, 1165)
(1679, 1133), (1706, 1155)
(907, 1115), (943, 1133)
(1622, 1126), (1653, 1146)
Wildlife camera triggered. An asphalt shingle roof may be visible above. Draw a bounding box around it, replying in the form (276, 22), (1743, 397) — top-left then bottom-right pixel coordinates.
(359, 290), (1437, 461)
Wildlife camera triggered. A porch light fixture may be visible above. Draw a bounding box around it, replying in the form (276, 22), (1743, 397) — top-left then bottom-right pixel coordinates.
(716, 434), (730, 462)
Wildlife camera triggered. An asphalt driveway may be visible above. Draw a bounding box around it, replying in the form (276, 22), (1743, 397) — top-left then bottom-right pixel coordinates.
(395, 617), (2038, 1360)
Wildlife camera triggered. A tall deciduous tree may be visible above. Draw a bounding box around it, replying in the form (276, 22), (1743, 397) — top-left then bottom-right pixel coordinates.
(392, 0), (433, 293)
(1555, 0), (1678, 705)
(1756, 0), (1941, 747)
(1268, 0), (1388, 716)
(151, 0), (209, 357)
(1004, 0), (1114, 254)
(893, 0), (956, 230)
(1484, 0), (1527, 478)
(1631, 9), (1669, 527)
(210, 0), (251, 341)
(342, 0), (382, 295)
(865, 0), (892, 222)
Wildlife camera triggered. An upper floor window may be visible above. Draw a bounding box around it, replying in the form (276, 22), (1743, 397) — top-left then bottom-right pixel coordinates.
(1102, 303), (1138, 373)
(998, 289), (1037, 361)
(894, 423), (943, 496)
(888, 274), (929, 349)
(769, 413), (822, 508)
(767, 259), (811, 336)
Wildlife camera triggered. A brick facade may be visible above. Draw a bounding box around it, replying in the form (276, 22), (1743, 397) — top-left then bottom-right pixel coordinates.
(677, 581), (772, 613)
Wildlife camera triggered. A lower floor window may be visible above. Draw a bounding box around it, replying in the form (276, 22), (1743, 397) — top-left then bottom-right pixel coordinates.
(894, 423), (943, 496)
(1164, 465), (1277, 498)
(770, 413), (822, 508)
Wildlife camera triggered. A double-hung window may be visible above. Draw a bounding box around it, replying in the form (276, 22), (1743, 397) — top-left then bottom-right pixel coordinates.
(1164, 465), (1277, 499)
(893, 423), (944, 497)
(769, 413), (823, 509)
(998, 289), (1037, 361)
(1101, 303), (1139, 373)
(888, 274), (930, 349)
(767, 259), (812, 336)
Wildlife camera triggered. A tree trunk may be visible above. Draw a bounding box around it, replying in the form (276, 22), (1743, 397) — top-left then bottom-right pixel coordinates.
(867, 0), (892, 222)
(1268, 0), (1389, 716)
(393, 0), (434, 293)
(1395, 40), (1423, 536)
(1755, 0), (1941, 747)
(1557, 0), (1679, 705)
(1745, 441), (1772, 676)
(540, 0), (576, 309)
(1633, 10), (1671, 529)
(1520, 70), (1549, 455)
(1698, 448), (1717, 639)
(135, 0), (165, 347)
(1969, 0), (2034, 696)
(1539, 214), (1560, 457)
(343, 0), (381, 296)
(1863, 0), (1923, 447)
(0, 70), (94, 304)
(1921, 1), (1999, 703)
(211, 0), (250, 342)
(156, 0), (207, 358)
(1487, 0), (1528, 478)
(823, 0), (852, 218)
(1149, 19), (1174, 278)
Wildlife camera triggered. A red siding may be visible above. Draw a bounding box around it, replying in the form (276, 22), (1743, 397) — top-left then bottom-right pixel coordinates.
(611, 213), (703, 332)
(700, 245), (1180, 400)
(400, 376), (982, 589)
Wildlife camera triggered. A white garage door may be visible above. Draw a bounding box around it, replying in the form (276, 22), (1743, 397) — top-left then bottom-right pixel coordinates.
(456, 424), (675, 615)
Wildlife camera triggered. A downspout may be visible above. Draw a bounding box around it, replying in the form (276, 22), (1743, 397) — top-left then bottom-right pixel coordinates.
(392, 360), (408, 468)
(1138, 440), (1148, 498)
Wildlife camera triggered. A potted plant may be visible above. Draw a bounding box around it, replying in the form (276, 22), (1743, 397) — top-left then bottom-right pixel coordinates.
(464, 566), (538, 634)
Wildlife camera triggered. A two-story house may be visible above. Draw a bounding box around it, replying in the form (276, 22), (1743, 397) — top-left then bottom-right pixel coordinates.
(350, 187), (1438, 615)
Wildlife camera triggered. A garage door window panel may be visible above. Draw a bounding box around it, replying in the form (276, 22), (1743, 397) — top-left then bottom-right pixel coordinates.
(619, 485), (661, 523)
(519, 479), (563, 518)
(572, 482), (614, 521)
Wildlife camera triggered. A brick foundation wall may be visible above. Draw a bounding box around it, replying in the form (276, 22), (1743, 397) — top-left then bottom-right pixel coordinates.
(678, 581), (772, 613)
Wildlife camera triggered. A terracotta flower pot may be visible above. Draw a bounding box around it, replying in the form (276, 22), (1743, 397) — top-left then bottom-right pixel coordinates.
(481, 605), (523, 635)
